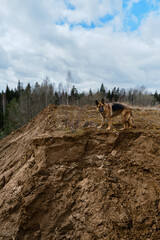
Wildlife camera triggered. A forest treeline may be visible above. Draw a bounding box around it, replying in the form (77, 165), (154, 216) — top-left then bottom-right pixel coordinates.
(0, 77), (160, 138)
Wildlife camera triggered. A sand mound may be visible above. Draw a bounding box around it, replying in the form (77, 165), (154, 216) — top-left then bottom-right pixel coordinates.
(0, 104), (160, 240)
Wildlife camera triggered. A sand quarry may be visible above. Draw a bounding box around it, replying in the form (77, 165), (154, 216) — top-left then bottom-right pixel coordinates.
(0, 104), (160, 240)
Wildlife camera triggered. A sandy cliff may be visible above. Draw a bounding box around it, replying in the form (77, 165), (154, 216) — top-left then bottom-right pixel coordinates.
(0, 104), (160, 240)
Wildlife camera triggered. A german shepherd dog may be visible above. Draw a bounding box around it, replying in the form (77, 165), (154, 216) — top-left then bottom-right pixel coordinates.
(95, 98), (134, 130)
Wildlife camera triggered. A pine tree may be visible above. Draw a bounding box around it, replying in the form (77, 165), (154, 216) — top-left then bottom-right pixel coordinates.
(100, 83), (105, 96)
(89, 88), (93, 96)
(70, 85), (78, 105)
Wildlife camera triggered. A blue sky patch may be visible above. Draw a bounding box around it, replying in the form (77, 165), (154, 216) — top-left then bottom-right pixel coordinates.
(69, 22), (96, 30)
(56, 18), (67, 26)
(56, 0), (160, 32)
(123, 0), (160, 31)
(131, 0), (158, 19)
(64, 0), (75, 10)
(56, 14), (114, 30)
(100, 14), (114, 24)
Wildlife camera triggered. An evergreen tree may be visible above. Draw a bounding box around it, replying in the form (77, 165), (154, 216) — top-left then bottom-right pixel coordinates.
(107, 90), (112, 102)
(0, 93), (4, 131)
(5, 85), (11, 103)
(89, 88), (93, 96)
(17, 80), (23, 95)
(154, 90), (160, 103)
(70, 85), (79, 105)
(100, 83), (106, 96)
(4, 98), (20, 134)
(54, 91), (60, 105)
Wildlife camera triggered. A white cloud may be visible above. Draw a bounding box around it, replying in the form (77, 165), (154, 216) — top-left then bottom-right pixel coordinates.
(0, 0), (160, 93)
(139, 11), (160, 42)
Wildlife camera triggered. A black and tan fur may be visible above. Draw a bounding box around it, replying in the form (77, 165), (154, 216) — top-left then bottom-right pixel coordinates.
(95, 98), (134, 130)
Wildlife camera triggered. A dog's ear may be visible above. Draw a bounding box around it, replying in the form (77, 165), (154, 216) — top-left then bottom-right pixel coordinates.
(95, 100), (99, 106)
(101, 98), (104, 104)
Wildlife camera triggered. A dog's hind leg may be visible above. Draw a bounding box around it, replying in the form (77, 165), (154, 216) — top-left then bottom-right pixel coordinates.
(120, 111), (130, 130)
(128, 114), (134, 128)
(121, 110), (133, 130)
(125, 110), (134, 128)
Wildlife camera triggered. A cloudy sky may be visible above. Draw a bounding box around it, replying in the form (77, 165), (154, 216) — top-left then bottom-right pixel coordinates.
(0, 0), (160, 93)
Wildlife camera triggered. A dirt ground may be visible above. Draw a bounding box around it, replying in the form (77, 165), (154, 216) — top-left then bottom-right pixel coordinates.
(0, 104), (160, 240)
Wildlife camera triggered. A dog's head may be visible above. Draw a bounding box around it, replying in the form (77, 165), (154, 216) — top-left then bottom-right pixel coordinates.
(95, 98), (105, 113)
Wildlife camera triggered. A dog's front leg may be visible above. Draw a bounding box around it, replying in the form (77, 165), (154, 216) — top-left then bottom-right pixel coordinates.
(106, 117), (112, 130)
(97, 115), (105, 128)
